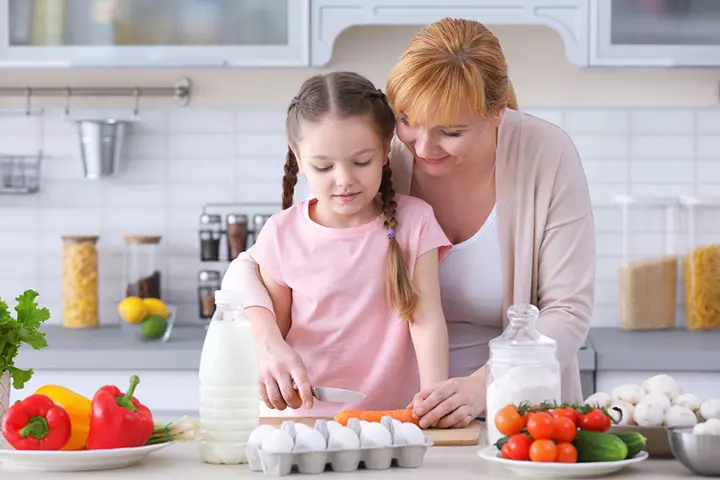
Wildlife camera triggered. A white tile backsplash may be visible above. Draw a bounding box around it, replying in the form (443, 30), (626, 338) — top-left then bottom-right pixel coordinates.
(1, 107), (719, 329)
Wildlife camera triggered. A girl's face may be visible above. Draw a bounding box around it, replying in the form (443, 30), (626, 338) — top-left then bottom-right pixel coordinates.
(293, 115), (388, 227)
(396, 110), (504, 177)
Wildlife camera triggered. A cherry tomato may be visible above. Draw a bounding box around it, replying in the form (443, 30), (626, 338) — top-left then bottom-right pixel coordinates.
(552, 407), (579, 426)
(500, 434), (533, 461)
(552, 417), (577, 443)
(529, 439), (557, 463)
(495, 405), (526, 437)
(579, 408), (611, 432)
(555, 442), (578, 463)
(526, 412), (555, 440)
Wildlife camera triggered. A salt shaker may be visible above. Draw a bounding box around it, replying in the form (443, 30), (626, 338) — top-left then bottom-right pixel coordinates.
(485, 304), (561, 446)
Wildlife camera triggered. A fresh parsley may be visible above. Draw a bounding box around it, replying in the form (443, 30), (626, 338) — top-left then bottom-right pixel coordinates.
(0, 290), (51, 390)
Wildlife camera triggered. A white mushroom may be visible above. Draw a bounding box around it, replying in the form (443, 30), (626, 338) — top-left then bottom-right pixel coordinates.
(612, 384), (646, 405)
(640, 393), (671, 412)
(664, 405), (697, 428)
(693, 418), (720, 436)
(609, 400), (636, 426)
(642, 374), (682, 400)
(699, 399), (720, 421)
(585, 392), (612, 409)
(633, 401), (664, 427)
(673, 393), (702, 412)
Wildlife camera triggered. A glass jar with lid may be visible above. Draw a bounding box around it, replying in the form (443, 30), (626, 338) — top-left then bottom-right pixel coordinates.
(61, 235), (99, 329)
(199, 213), (223, 261)
(680, 196), (720, 330)
(485, 304), (561, 446)
(226, 214), (248, 260)
(124, 235), (162, 299)
(198, 270), (222, 320)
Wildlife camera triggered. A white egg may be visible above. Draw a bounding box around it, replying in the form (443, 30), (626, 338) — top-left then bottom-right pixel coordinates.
(328, 426), (360, 450)
(360, 422), (392, 448)
(248, 425), (276, 446)
(326, 420), (343, 433)
(293, 427), (326, 452)
(261, 429), (294, 453)
(394, 422), (426, 446)
(294, 423), (312, 432)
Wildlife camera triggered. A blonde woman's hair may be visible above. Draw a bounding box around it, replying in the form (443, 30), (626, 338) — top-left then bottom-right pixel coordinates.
(387, 17), (517, 125)
(282, 72), (418, 321)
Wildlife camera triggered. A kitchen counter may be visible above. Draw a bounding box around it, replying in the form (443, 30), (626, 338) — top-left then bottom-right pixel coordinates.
(588, 328), (720, 371)
(0, 442), (699, 479)
(17, 325), (597, 371)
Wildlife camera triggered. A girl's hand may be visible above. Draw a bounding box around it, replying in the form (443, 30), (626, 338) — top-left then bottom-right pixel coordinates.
(257, 337), (313, 411)
(409, 376), (485, 429)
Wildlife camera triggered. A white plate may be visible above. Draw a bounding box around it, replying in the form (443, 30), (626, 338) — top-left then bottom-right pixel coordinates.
(0, 442), (173, 472)
(477, 446), (649, 478)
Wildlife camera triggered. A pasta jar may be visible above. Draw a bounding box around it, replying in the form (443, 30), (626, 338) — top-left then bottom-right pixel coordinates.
(615, 195), (679, 330)
(680, 197), (720, 330)
(124, 235), (162, 300)
(61, 235), (99, 328)
(485, 304), (561, 446)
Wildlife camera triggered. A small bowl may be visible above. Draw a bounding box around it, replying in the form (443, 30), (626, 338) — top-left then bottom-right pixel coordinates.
(120, 305), (177, 343)
(668, 426), (720, 476)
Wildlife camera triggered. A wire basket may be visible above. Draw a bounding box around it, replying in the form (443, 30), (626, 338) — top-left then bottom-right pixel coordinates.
(0, 151), (42, 194)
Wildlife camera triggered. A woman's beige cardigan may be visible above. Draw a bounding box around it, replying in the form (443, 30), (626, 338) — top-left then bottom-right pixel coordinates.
(223, 108), (596, 404)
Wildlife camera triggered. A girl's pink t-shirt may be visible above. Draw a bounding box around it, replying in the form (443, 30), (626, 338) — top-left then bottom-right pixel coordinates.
(252, 194), (451, 417)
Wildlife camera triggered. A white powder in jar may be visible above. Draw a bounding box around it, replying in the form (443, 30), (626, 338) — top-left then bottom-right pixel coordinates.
(485, 364), (561, 446)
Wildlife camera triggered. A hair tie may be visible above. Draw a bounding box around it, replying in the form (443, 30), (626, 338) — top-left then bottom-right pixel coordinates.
(387, 228), (396, 239)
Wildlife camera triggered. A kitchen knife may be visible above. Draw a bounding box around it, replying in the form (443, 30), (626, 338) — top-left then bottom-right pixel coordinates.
(311, 385), (365, 403)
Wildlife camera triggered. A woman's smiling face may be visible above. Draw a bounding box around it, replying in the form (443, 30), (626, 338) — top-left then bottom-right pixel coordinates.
(395, 110), (504, 177)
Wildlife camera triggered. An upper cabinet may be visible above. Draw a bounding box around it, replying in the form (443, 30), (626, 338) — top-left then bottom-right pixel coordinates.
(589, 0), (720, 67)
(0, 0), (309, 67)
(310, 0), (589, 67)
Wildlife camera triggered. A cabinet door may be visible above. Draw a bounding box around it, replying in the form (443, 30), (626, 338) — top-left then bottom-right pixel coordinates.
(590, 0), (720, 66)
(0, 0), (309, 67)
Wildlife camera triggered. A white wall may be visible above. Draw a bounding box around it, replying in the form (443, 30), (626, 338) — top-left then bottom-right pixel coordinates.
(0, 25), (718, 109)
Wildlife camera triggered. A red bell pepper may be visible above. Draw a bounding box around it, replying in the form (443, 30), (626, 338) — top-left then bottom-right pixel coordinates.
(86, 375), (154, 450)
(1, 394), (71, 450)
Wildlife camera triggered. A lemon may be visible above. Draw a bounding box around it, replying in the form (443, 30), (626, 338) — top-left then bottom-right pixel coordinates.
(118, 297), (147, 324)
(141, 298), (169, 319)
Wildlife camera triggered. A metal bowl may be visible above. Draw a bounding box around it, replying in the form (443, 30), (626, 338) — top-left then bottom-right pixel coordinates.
(668, 426), (720, 477)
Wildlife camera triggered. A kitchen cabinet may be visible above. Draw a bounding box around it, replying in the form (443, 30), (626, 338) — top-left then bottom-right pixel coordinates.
(310, 0), (588, 67)
(0, 0), (309, 67)
(589, 0), (720, 67)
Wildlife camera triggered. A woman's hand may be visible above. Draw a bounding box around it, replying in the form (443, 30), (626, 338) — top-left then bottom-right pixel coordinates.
(257, 336), (314, 411)
(409, 376), (486, 429)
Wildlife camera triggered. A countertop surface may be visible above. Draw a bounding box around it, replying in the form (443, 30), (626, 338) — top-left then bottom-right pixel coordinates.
(588, 328), (720, 371)
(0, 442), (699, 479)
(18, 325), (720, 373)
(17, 325), (598, 371)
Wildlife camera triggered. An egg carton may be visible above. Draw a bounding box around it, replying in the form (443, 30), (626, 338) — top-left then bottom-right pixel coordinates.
(246, 416), (433, 476)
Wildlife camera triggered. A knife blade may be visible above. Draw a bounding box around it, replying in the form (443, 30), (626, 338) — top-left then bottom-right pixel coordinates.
(311, 385), (365, 403)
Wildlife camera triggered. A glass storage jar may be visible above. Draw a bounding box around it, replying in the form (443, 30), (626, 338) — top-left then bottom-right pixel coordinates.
(680, 196), (720, 330)
(124, 235), (162, 299)
(226, 214), (248, 261)
(198, 270), (222, 320)
(61, 235), (99, 329)
(485, 304), (561, 446)
(615, 195), (679, 330)
(199, 213), (223, 261)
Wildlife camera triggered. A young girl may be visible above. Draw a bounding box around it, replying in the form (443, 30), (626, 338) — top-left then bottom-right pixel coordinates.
(240, 72), (451, 417)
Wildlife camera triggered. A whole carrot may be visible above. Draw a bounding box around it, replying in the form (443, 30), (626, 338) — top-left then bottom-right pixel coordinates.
(334, 409), (420, 427)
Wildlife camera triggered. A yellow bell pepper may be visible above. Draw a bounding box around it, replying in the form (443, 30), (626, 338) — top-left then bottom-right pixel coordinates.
(34, 385), (91, 450)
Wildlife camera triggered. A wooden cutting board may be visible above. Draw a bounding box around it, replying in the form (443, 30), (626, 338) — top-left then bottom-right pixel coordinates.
(259, 417), (483, 447)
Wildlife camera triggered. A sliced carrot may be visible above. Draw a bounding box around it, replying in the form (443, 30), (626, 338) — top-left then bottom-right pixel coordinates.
(334, 409), (420, 426)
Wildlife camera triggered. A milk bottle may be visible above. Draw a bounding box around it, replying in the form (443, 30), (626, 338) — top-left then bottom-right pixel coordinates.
(198, 290), (260, 464)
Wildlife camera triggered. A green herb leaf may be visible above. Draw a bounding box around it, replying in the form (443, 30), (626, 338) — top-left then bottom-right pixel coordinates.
(0, 290), (51, 389)
(8, 366), (33, 390)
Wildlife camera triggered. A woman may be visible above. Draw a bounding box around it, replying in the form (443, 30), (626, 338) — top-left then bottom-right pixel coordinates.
(223, 17), (595, 429)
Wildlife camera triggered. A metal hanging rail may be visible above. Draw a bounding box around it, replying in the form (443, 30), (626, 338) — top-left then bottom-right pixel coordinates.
(0, 77), (191, 114)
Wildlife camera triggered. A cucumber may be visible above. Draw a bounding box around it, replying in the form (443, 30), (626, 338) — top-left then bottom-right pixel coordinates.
(614, 431), (647, 459)
(572, 430), (628, 462)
